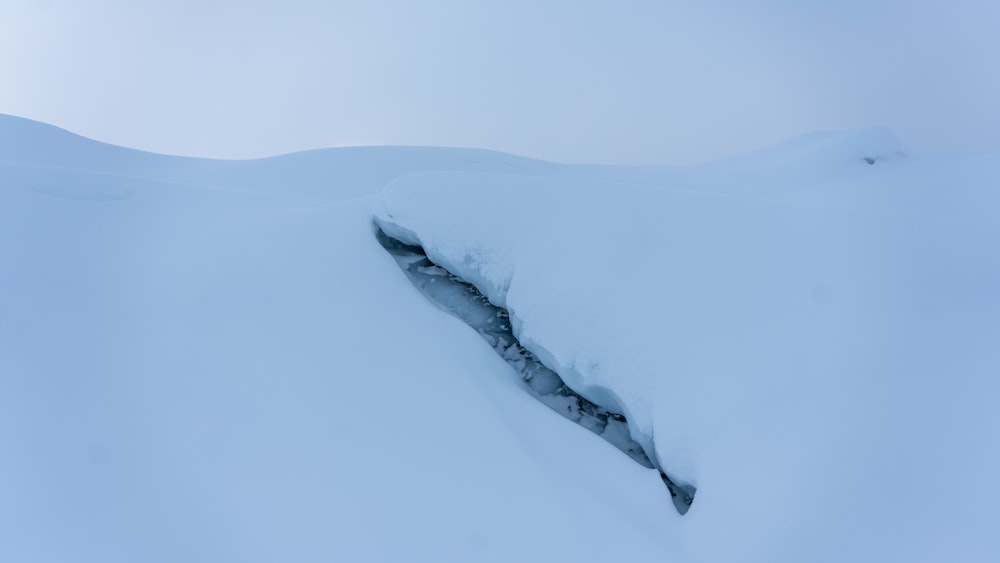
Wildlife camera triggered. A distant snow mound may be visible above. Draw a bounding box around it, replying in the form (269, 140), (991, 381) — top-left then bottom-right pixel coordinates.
(0, 113), (556, 201)
(697, 127), (910, 177)
(790, 128), (908, 165)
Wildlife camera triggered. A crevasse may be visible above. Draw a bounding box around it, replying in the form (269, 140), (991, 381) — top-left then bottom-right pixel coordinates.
(375, 225), (695, 515)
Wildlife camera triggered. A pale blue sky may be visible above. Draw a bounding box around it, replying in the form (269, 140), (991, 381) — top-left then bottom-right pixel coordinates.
(2, 0), (998, 164)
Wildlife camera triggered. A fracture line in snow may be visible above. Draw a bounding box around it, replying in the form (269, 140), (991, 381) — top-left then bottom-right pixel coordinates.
(375, 227), (695, 515)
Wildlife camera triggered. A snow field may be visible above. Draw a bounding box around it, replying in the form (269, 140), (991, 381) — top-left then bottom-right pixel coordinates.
(2, 117), (998, 561)
(375, 129), (1000, 561)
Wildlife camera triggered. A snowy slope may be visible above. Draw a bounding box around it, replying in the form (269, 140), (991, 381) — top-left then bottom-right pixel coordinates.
(375, 129), (1000, 562)
(0, 116), (683, 563)
(3, 115), (998, 562)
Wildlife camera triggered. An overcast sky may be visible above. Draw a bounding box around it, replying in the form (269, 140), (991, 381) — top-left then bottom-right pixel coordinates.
(2, 0), (998, 165)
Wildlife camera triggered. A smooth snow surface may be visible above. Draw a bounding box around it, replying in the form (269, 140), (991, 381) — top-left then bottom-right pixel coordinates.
(3, 116), (999, 562)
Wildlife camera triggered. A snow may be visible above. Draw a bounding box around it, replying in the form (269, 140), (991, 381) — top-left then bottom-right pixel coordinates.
(3, 115), (999, 561)
(0, 116), (681, 562)
(375, 129), (1000, 561)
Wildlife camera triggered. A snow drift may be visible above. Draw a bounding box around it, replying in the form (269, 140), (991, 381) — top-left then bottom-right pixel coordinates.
(3, 115), (999, 562)
(374, 128), (1000, 562)
(0, 116), (681, 563)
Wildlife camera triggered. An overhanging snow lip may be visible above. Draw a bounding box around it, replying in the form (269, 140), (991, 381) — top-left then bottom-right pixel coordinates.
(372, 213), (424, 250)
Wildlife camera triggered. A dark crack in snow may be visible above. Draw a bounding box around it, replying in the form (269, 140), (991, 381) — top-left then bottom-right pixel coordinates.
(375, 227), (695, 515)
